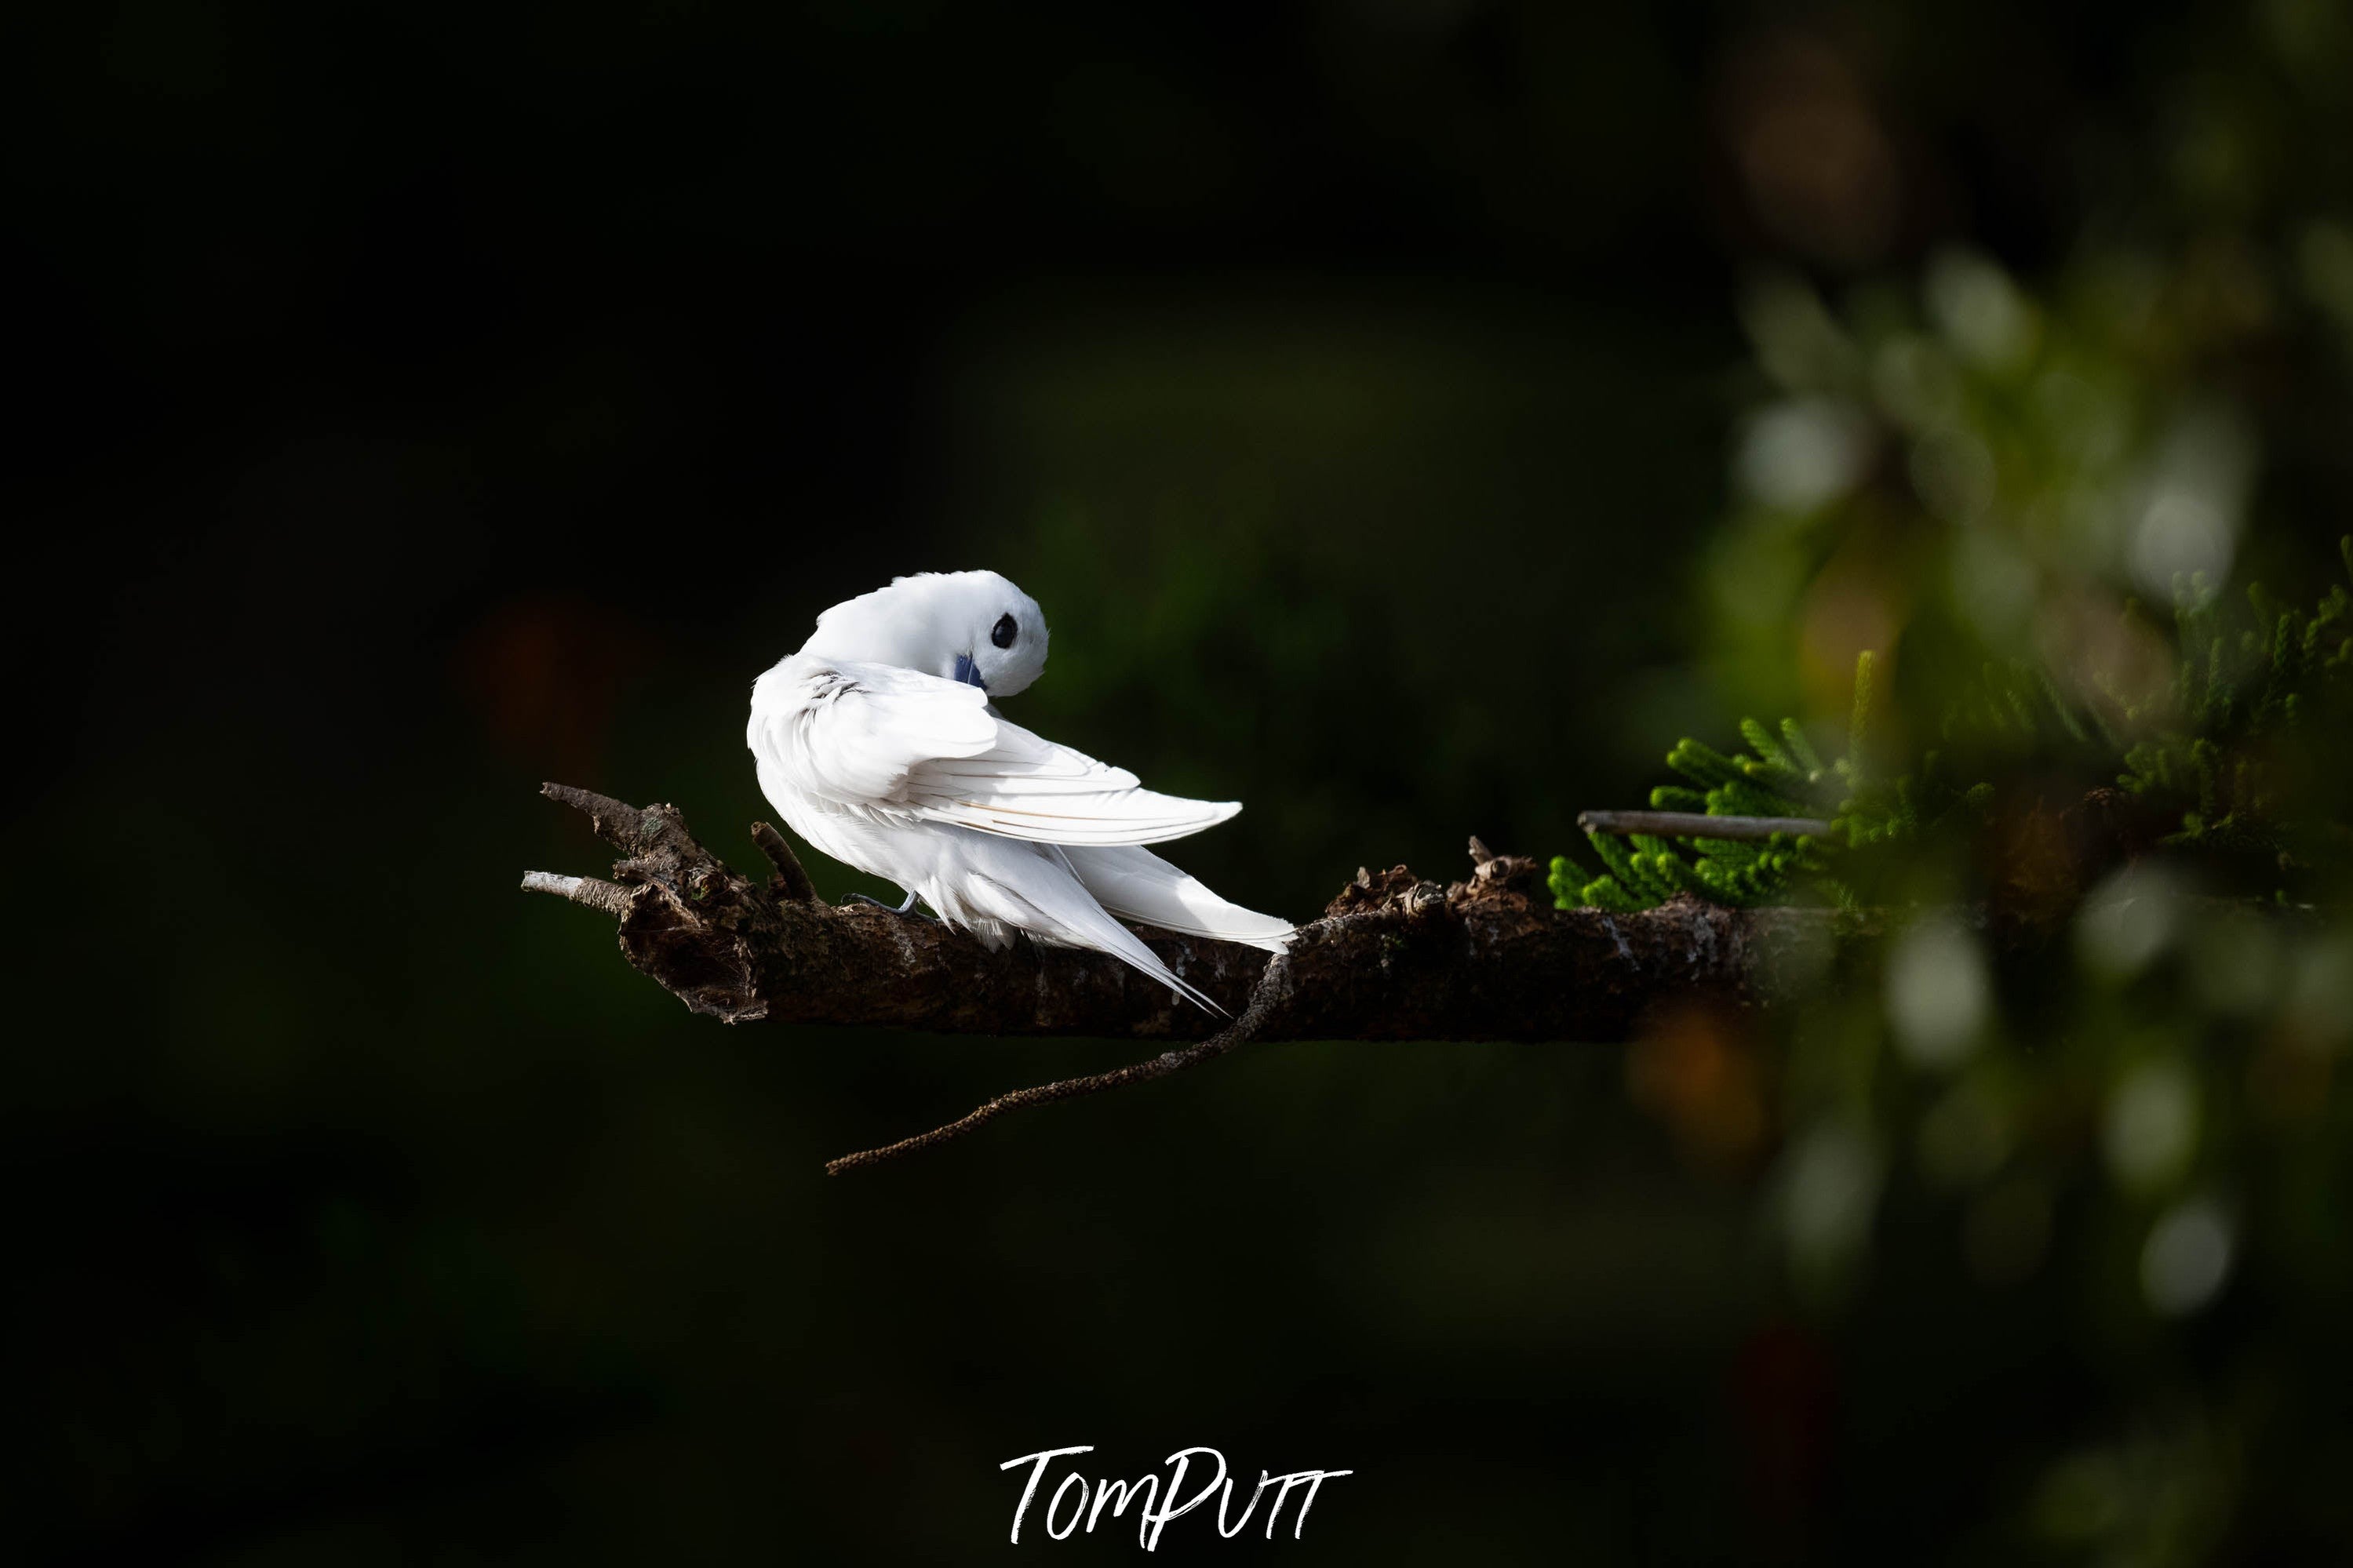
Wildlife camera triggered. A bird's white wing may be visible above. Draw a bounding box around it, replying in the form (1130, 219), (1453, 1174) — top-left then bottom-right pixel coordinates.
(751, 660), (1240, 845)
(905, 716), (1243, 846)
(749, 658), (998, 806)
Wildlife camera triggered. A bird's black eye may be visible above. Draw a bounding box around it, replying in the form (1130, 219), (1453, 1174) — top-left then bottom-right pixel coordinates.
(991, 613), (1018, 649)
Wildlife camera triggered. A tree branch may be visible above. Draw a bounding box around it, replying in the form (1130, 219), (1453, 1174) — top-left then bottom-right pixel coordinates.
(520, 784), (1861, 1170)
(521, 783), (1840, 1043)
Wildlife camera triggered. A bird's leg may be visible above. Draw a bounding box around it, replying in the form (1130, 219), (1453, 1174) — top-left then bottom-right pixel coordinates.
(846, 888), (938, 922)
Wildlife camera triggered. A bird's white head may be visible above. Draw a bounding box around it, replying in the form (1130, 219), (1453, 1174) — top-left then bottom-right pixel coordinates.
(802, 569), (1051, 697)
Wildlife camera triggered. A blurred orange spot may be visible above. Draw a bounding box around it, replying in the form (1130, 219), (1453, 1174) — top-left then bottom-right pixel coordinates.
(1987, 799), (2079, 923)
(1798, 547), (1902, 737)
(1629, 1002), (1770, 1170)
(447, 596), (650, 782)
(1719, 34), (1903, 267)
(2249, 1033), (2330, 1124)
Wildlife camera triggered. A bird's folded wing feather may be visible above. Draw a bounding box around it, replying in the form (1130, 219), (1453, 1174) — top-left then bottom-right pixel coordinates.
(905, 717), (1244, 846)
(750, 659), (998, 806)
(752, 662), (1246, 846)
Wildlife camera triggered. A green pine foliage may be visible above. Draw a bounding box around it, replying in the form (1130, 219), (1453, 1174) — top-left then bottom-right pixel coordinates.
(2117, 539), (2353, 876)
(1550, 662), (1860, 912)
(1555, 540), (2353, 911)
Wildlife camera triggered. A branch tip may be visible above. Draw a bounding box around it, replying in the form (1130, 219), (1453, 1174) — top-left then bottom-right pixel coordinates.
(519, 869), (636, 917)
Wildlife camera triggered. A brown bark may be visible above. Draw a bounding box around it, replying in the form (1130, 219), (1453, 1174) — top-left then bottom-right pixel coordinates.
(521, 783), (1841, 1046)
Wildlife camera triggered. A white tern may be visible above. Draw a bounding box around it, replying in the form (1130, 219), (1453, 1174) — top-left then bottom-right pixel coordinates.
(747, 570), (1292, 1010)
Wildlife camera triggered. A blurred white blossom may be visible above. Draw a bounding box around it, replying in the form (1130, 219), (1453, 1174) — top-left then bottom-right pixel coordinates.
(2077, 864), (2187, 979)
(1735, 397), (1874, 514)
(2104, 1060), (2200, 1195)
(1782, 1121), (1885, 1275)
(1926, 249), (2038, 371)
(1886, 915), (1991, 1070)
(2142, 1196), (2235, 1316)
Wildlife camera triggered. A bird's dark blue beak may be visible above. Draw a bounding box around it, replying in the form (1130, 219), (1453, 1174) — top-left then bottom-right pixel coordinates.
(952, 653), (988, 690)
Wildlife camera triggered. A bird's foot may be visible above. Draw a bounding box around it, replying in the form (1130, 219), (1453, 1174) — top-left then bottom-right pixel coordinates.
(845, 890), (939, 923)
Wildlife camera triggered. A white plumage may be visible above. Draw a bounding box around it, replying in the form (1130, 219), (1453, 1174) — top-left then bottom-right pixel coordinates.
(746, 570), (1291, 1010)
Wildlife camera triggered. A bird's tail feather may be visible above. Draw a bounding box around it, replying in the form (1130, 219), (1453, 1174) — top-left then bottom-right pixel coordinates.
(1064, 845), (1294, 952)
(962, 842), (1229, 1013)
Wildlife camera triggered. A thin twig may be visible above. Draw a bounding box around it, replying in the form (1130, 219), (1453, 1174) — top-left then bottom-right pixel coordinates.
(825, 954), (1293, 1175)
(1577, 809), (1831, 841)
(519, 870), (636, 917)
(749, 820), (818, 904)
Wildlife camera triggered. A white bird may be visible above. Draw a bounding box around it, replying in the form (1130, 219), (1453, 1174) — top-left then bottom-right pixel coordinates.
(746, 570), (1292, 1010)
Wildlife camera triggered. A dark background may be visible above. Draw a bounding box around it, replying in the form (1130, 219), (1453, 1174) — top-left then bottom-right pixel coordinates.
(13, 2), (2346, 1561)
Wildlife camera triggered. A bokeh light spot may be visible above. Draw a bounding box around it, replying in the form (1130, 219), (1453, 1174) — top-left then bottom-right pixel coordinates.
(2104, 1060), (2200, 1195)
(2141, 1197), (2234, 1316)
(1886, 915), (1991, 1071)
